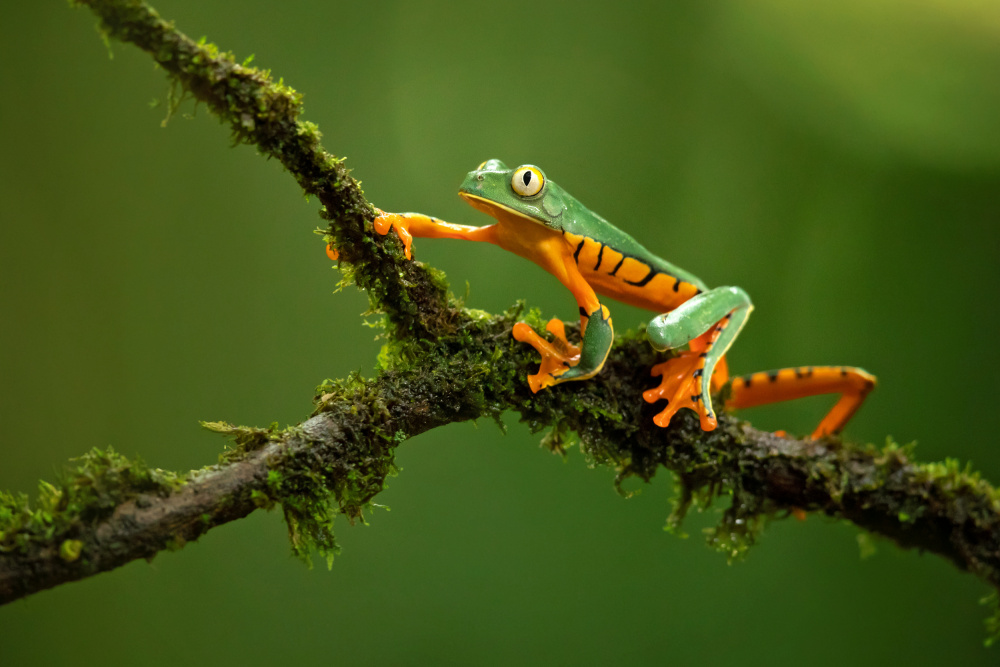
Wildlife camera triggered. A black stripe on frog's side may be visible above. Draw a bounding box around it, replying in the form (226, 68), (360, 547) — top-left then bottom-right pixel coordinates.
(564, 234), (701, 295)
(599, 248), (689, 291)
(624, 266), (657, 287)
(594, 244), (605, 271)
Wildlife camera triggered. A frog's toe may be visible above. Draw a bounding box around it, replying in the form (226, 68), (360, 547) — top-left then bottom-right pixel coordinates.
(512, 319), (581, 393)
(643, 353), (718, 431)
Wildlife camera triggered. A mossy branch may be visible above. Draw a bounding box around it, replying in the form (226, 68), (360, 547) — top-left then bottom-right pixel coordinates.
(2, 1), (998, 637)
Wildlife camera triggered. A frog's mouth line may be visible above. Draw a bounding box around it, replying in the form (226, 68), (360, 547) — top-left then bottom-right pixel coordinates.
(458, 192), (546, 226)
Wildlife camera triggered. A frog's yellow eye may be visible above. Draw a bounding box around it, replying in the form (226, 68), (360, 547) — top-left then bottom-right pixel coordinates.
(511, 166), (544, 197)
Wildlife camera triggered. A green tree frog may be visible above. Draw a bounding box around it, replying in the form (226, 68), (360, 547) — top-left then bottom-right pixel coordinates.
(333, 159), (875, 438)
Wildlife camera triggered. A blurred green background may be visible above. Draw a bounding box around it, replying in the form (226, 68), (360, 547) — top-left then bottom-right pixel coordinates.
(2, 1), (999, 664)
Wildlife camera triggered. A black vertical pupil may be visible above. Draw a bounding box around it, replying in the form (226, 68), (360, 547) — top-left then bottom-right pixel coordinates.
(522, 171), (532, 186)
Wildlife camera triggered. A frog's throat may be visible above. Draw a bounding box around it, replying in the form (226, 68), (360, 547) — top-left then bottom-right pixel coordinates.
(459, 192), (546, 227)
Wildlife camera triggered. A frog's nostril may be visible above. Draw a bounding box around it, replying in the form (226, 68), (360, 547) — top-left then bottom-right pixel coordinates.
(477, 175), (484, 181)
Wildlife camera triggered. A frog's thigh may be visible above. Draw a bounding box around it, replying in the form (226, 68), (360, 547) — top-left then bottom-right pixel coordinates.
(647, 286), (752, 351)
(554, 254), (614, 381)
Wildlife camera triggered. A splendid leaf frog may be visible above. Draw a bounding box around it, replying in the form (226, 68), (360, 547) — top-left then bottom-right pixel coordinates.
(334, 159), (876, 438)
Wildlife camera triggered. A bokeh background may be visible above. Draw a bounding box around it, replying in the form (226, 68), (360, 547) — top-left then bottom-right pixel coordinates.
(2, 1), (999, 664)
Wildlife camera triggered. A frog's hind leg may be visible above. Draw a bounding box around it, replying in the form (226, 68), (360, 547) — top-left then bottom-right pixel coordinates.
(513, 255), (614, 393)
(512, 318), (582, 392)
(643, 286), (753, 431)
(726, 366), (876, 439)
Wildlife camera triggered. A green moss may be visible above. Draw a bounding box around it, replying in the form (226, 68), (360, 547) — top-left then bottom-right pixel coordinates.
(202, 420), (282, 463)
(0, 447), (184, 555)
(59, 539), (83, 562)
(250, 490), (275, 510)
(539, 420), (576, 457)
(205, 374), (401, 568)
(913, 457), (1000, 511)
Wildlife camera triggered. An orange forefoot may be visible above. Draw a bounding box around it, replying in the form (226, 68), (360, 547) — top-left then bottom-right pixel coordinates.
(512, 319), (582, 392)
(326, 244), (340, 261)
(373, 209), (415, 259)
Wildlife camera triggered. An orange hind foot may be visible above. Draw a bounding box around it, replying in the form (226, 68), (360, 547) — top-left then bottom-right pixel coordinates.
(512, 319), (581, 393)
(642, 351), (718, 431)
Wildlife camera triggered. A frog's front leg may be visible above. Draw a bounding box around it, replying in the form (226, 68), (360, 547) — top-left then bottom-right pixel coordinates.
(643, 286), (753, 430)
(513, 255), (614, 393)
(327, 210), (497, 260)
(372, 209), (499, 259)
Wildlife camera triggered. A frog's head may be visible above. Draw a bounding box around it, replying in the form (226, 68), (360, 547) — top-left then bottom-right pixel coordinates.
(458, 159), (566, 229)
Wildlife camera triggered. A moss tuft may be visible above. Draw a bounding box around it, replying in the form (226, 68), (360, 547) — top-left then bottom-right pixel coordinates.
(202, 421), (283, 463)
(0, 447), (184, 555)
(59, 539), (84, 562)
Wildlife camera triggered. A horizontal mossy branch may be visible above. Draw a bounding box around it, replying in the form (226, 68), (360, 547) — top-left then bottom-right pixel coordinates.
(3, 313), (999, 604)
(2, 0), (997, 634)
(0, 350), (487, 604)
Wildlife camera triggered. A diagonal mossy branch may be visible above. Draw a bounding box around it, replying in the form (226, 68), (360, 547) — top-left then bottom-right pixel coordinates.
(1, 1), (998, 637)
(66, 0), (451, 338)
